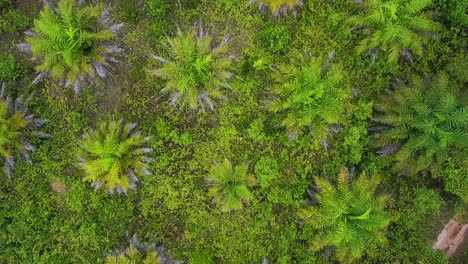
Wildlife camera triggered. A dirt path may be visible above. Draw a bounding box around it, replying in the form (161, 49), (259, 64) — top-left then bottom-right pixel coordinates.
(433, 218), (468, 261)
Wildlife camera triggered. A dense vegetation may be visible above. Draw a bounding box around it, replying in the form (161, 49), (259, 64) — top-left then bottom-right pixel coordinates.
(0, 0), (466, 263)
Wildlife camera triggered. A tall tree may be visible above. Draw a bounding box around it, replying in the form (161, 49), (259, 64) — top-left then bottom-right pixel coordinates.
(248, 0), (303, 16)
(206, 159), (256, 212)
(19, 0), (123, 92)
(78, 120), (152, 194)
(268, 53), (351, 142)
(150, 25), (233, 111)
(0, 82), (49, 176)
(372, 73), (468, 177)
(347, 0), (441, 63)
(298, 169), (392, 263)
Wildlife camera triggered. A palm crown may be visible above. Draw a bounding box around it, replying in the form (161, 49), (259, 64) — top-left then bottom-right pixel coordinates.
(248, 0), (303, 15)
(268, 54), (350, 142)
(0, 82), (49, 176)
(372, 74), (468, 177)
(298, 169), (392, 263)
(151, 26), (233, 110)
(207, 159), (256, 212)
(105, 245), (161, 264)
(347, 0), (441, 63)
(22, 0), (123, 92)
(78, 120), (152, 194)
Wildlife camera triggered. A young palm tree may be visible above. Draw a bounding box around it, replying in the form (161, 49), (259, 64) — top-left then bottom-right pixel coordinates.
(78, 120), (152, 194)
(105, 245), (161, 264)
(105, 234), (161, 264)
(150, 24), (233, 111)
(247, 0), (303, 16)
(206, 159), (256, 212)
(18, 0), (123, 92)
(0, 82), (49, 176)
(298, 169), (392, 263)
(347, 0), (441, 63)
(268, 53), (350, 142)
(372, 73), (468, 177)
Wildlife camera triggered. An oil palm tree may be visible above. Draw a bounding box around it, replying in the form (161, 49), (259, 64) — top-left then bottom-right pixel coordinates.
(247, 0), (303, 16)
(206, 159), (256, 212)
(105, 234), (161, 264)
(0, 82), (49, 176)
(78, 120), (152, 194)
(150, 24), (233, 111)
(347, 0), (441, 63)
(18, 0), (123, 92)
(298, 169), (392, 263)
(372, 73), (468, 177)
(105, 245), (161, 264)
(268, 53), (351, 142)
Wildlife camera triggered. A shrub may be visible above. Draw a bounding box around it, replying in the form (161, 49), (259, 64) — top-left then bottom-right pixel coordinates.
(254, 156), (279, 188)
(0, 10), (30, 33)
(257, 24), (289, 53)
(444, 156), (468, 202)
(0, 54), (19, 81)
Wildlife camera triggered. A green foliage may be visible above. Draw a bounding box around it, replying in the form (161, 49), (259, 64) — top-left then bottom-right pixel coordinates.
(105, 245), (161, 264)
(444, 156), (468, 201)
(298, 169), (392, 263)
(144, 0), (170, 37)
(342, 101), (373, 165)
(27, 0), (114, 84)
(257, 24), (289, 53)
(207, 159), (256, 212)
(78, 120), (152, 194)
(363, 176), (448, 264)
(0, 0), (10, 9)
(254, 156), (279, 188)
(373, 73), (468, 177)
(0, 84), (48, 175)
(268, 54), (351, 143)
(251, 0), (303, 15)
(151, 28), (233, 110)
(0, 10), (30, 33)
(347, 0), (441, 63)
(440, 0), (468, 29)
(246, 117), (267, 143)
(0, 54), (19, 81)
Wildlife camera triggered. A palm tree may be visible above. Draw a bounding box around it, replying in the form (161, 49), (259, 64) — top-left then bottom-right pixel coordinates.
(347, 0), (441, 63)
(17, 0), (123, 92)
(105, 234), (161, 264)
(105, 245), (161, 264)
(247, 0), (303, 16)
(268, 53), (350, 142)
(0, 82), (49, 176)
(372, 73), (468, 177)
(206, 159), (256, 212)
(78, 120), (152, 194)
(298, 169), (392, 263)
(150, 24), (233, 111)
